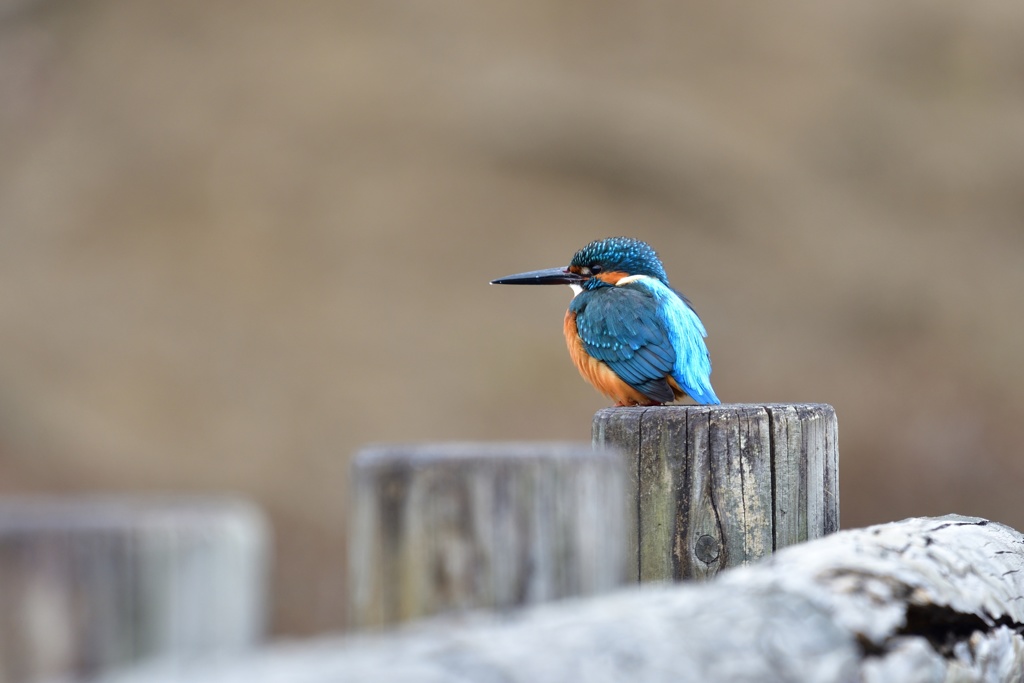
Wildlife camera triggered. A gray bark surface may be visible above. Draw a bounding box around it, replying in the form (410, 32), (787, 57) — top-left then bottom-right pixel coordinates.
(102, 515), (1024, 683)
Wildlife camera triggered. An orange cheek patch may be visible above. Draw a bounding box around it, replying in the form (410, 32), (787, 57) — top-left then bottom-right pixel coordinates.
(594, 271), (629, 285)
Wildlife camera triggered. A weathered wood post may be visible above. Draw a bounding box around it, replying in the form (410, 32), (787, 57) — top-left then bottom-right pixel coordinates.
(0, 496), (268, 683)
(594, 403), (838, 581)
(348, 443), (628, 629)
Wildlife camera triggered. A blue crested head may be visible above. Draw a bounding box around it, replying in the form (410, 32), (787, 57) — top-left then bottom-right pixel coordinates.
(569, 237), (669, 287)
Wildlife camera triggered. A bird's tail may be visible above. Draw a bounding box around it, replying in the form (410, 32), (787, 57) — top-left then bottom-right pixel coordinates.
(686, 384), (721, 405)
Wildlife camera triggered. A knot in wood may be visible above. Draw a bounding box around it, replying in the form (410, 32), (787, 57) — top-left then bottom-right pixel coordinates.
(695, 534), (720, 564)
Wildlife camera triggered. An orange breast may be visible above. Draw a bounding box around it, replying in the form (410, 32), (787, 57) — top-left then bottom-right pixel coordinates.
(563, 310), (662, 407)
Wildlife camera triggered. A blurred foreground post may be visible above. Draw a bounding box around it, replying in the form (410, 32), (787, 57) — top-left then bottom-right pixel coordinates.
(594, 403), (838, 581)
(348, 443), (628, 629)
(0, 497), (268, 683)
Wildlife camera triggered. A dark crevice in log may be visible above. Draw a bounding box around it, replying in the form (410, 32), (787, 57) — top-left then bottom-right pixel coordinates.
(929, 520), (990, 533)
(855, 633), (887, 658)
(898, 603), (1024, 657)
(854, 599), (1024, 663)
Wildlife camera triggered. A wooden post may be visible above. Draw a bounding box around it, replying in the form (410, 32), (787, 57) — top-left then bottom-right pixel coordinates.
(593, 404), (839, 582)
(348, 443), (628, 629)
(0, 496), (268, 683)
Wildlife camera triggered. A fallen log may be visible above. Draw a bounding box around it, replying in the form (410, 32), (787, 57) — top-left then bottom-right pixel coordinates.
(99, 515), (1024, 683)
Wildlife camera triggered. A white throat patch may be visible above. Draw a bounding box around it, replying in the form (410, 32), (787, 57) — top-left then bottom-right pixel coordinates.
(569, 284), (583, 298)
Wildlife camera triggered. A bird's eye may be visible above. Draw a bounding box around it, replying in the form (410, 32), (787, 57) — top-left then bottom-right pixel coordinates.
(590, 264), (603, 274)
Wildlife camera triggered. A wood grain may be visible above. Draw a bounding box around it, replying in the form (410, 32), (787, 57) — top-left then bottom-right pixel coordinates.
(594, 404), (838, 581)
(766, 403), (841, 548)
(348, 443), (629, 629)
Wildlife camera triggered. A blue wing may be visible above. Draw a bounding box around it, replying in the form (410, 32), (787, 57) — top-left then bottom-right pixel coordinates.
(637, 278), (719, 404)
(569, 278), (720, 405)
(570, 287), (678, 404)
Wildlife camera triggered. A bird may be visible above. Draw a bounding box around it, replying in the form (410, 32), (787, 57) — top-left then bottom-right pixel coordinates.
(491, 237), (720, 407)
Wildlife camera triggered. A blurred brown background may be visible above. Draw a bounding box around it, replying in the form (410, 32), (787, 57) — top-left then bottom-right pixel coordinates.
(1, 0), (1023, 636)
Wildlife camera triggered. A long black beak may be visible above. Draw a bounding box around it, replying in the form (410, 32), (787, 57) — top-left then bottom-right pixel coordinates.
(490, 267), (585, 286)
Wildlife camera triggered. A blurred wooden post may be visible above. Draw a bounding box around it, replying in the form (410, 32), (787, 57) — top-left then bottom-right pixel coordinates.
(348, 443), (628, 629)
(593, 404), (839, 582)
(0, 497), (269, 683)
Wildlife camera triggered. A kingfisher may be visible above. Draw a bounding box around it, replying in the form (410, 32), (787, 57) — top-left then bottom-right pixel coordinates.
(491, 237), (720, 406)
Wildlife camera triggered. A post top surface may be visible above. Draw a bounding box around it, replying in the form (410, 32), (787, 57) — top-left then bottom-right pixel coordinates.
(354, 441), (620, 469)
(0, 495), (266, 533)
(594, 403), (835, 418)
